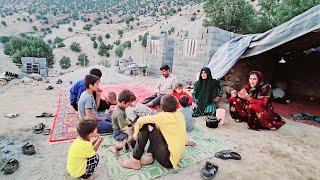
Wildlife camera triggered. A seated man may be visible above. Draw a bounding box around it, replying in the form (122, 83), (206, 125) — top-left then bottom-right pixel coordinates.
(142, 64), (177, 108)
(70, 68), (109, 112)
(78, 74), (113, 134)
(121, 95), (196, 170)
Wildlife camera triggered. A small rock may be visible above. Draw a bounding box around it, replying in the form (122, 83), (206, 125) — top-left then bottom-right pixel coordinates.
(21, 76), (33, 83)
(3, 149), (10, 154)
(7, 142), (14, 145)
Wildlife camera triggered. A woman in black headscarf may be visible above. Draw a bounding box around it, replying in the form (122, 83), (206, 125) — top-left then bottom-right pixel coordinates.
(192, 67), (222, 117)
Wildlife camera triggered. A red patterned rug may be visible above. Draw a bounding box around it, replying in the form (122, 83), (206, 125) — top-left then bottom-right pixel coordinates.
(49, 85), (154, 142)
(272, 98), (320, 127)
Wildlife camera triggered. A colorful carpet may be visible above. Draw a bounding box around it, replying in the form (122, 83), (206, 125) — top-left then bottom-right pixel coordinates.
(100, 84), (154, 105)
(49, 85), (155, 142)
(102, 126), (236, 180)
(49, 87), (79, 142)
(272, 98), (320, 127)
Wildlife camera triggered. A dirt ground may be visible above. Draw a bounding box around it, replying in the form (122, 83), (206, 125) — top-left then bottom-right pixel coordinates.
(0, 67), (320, 180)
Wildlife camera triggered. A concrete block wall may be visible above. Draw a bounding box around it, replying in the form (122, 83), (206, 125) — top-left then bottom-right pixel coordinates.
(146, 27), (241, 80)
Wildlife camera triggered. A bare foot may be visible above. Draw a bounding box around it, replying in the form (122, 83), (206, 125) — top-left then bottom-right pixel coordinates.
(141, 153), (153, 165)
(111, 144), (123, 155)
(121, 158), (141, 170)
(83, 172), (98, 180)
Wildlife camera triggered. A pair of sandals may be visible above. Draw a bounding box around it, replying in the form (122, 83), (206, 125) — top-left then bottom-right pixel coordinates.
(46, 86), (53, 90)
(215, 150), (241, 160)
(1, 159), (19, 175)
(1, 143), (36, 175)
(33, 123), (50, 135)
(22, 143), (36, 155)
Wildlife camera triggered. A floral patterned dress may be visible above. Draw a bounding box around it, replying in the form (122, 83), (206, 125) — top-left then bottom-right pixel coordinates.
(229, 83), (285, 130)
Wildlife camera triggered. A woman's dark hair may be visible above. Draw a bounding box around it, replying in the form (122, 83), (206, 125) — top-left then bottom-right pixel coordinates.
(179, 95), (189, 107)
(84, 74), (100, 89)
(77, 120), (97, 139)
(118, 89), (137, 103)
(160, 94), (177, 112)
(160, 64), (170, 71)
(89, 68), (102, 78)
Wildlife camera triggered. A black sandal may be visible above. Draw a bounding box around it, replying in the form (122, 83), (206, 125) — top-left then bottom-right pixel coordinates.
(42, 128), (51, 135)
(36, 112), (54, 118)
(22, 143), (36, 155)
(1, 158), (19, 175)
(215, 150), (241, 160)
(33, 123), (45, 134)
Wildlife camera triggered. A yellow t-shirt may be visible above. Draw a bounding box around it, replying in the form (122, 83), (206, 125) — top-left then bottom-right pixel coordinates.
(133, 111), (186, 168)
(67, 138), (96, 178)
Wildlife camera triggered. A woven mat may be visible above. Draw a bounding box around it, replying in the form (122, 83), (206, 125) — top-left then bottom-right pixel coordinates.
(102, 126), (236, 180)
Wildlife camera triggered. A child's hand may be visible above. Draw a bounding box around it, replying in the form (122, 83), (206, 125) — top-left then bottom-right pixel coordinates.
(98, 137), (104, 143)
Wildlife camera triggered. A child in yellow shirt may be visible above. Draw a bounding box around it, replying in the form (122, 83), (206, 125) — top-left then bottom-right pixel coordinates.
(121, 94), (196, 170)
(67, 120), (103, 179)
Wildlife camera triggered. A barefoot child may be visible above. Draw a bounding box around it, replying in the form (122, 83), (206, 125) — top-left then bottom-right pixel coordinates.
(111, 89), (137, 152)
(121, 95), (196, 170)
(67, 120), (103, 179)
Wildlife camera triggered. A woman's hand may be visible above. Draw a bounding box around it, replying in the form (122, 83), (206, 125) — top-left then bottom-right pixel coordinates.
(238, 89), (251, 101)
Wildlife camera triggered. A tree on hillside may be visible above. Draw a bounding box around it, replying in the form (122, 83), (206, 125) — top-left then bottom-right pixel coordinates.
(142, 32), (148, 47)
(3, 36), (54, 66)
(59, 56), (71, 69)
(98, 43), (108, 56)
(0, 36), (10, 44)
(57, 42), (66, 48)
(114, 40), (121, 45)
(70, 42), (81, 52)
(68, 27), (73, 32)
(83, 24), (92, 31)
(98, 35), (103, 42)
(93, 41), (98, 49)
(118, 29), (124, 37)
(53, 36), (63, 44)
(105, 33), (110, 39)
(123, 41), (132, 49)
(203, 0), (256, 34)
(115, 46), (124, 57)
(78, 53), (89, 66)
(258, 0), (320, 27)
(1, 21), (7, 27)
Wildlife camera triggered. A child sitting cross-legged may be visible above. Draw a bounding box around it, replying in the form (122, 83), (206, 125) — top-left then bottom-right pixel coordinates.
(111, 89), (137, 153)
(179, 95), (195, 132)
(67, 120), (103, 180)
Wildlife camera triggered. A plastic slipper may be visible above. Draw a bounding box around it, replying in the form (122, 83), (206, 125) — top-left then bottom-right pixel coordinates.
(1, 159), (19, 175)
(215, 150), (241, 160)
(5, 113), (19, 119)
(46, 86), (53, 90)
(36, 112), (54, 118)
(33, 123), (45, 134)
(22, 143), (36, 155)
(42, 128), (51, 135)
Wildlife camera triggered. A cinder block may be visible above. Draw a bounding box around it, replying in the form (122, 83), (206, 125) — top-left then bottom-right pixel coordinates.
(174, 61), (188, 66)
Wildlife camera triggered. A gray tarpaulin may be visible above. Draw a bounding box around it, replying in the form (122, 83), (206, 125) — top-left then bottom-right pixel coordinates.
(207, 5), (320, 80)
